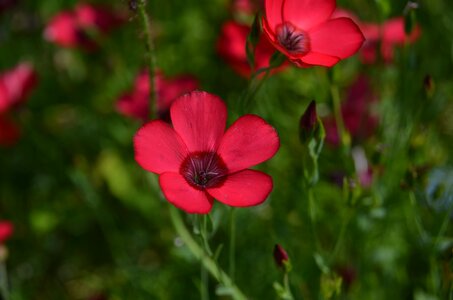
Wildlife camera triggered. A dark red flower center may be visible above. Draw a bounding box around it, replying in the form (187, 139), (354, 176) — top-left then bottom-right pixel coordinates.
(180, 151), (228, 190)
(276, 22), (310, 55)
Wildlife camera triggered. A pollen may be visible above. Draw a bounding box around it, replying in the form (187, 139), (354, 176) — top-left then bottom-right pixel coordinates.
(276, 22), (310, 55)
(180, 151), (228, 190)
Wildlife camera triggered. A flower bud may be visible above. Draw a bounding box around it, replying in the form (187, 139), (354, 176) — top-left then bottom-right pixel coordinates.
(0, 221), (13, 244)
(273, 244), (290, 271)
(299, 100), (317, 143)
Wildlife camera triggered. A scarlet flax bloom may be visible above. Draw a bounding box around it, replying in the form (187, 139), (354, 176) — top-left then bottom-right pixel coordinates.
(217, 20), (288, 77)
(116, 70), (198, 122)
(262, 0), (365, 67)
(134, 91), (279, 214)
(44, 3), (125, 50)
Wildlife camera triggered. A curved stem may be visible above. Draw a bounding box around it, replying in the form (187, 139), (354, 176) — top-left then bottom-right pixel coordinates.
(169, 207), (248, 300)
(283, 273), (294, 300)
(330, 83), (350, 152)
(229, 208), (237, 282)
(138, 0), (158, 120)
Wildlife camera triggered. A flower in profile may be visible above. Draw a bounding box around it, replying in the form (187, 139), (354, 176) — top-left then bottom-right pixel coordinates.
(0, 221), (13, 244)
(324, 76), (378, 146)
(332, 9), (421, 63)
(0, 63), (38, 114)
(134, 91), (279, 214)
(273, 244), (290, 270)
(0, 63), (37, 146)
(44, 3), (125, 50)
(217, 20), (288, 78)
(261, 0), (365, 67)
(116, 70), (198, 122)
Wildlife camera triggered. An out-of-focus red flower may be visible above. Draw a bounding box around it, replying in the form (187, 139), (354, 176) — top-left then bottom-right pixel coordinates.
(116, 70), (199, 122)
(75, 3), (125, 33)
(0, 221), (13, 244)
(332, 9), (421, 63)
(0, 63), (38, 113)
(0, 115), (20, 146)
(231, 0), (262, 15)
(261, 0), (364, 67)
(0, 63), (37, 146)
(217, 21), (288, 78)
(44, 4), (125, 50)
(134, 91), (279, 214)
(324, 76), (378, 146)
(273, 244), (289, 269)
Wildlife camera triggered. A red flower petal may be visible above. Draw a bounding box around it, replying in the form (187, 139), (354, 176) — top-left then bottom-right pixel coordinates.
(134, 120), (188, 174)
(171, 91), (227, 152)
(159, 172), (213, 214)
(0, 221), (13, 243)
(217, 114), (279, 173)
(309, 17), (364, 60)
(283, 0), (335, 30)
(383, 17), (420, 44)
(264, 0), (284, 30)
(207, 169), (272, 207)
(298, 52), (340, 67)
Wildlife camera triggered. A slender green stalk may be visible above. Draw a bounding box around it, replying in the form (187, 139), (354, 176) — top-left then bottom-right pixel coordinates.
(330, 83), (350, 152)
(201, 263), (210, 300)
(229, 208), (237, 282)
(0, 261), (9, 300)
(283, 273), (294, 300)
(433, 200), (453, 251)
(329, 210), (351, 264)
(307, 187), (321, 251)
(200, 215), (213, 256)
(138, 0), (158, 119)
(169, 207), (248, 300)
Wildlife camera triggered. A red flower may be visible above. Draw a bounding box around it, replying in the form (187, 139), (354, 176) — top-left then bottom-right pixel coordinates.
(217, 21), (288, 77)
(134, 91), (279, 214)
(324, 76), (378, 146)
(0, 221), (13, 244)
(44, 4), (125, 50)
(0, 63), (37, 146)
(261, 0), (365, 67)
(0, 63), (37, 114)
(230, 0), (262, 15)
(332, 9), (421, 63)
(116, 70), (198, 122)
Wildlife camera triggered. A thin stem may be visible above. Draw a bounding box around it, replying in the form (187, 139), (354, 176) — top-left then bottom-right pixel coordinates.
(138, 0), (158, 120)
(433, 199), (453, 251)
(240, 69), (271, 113)
(329, 210), (352, 264)
(169, 207), (248, 300)
(307, 187), (321, 251)
(283, 273), (294, 300)
(229, 208), (237, 282)
(201, 263), (210, 300)
(0, 261), (9, 300)
(330, 83), (350, 152)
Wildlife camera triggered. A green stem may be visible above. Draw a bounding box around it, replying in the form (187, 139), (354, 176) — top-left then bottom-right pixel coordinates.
(330, 83), (350, 152)
(0, 261), (9, 300)
(283, 273), (294, 300)
(307, 187), (321, 251)
(201, 263), (210, 300)
(169, 207), (248, 300)
(138, 0), (158, 120)
(329, 210), (352, 264)
(241, 69), (271, 113)
(229, 208), (237, 282)
(433, 199), (453, 252)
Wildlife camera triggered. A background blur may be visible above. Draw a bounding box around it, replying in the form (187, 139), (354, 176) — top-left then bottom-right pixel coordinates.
(1, 0), (453, 299)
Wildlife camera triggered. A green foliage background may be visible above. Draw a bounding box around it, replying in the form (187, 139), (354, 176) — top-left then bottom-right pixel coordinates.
(1, 0), (453, 299)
